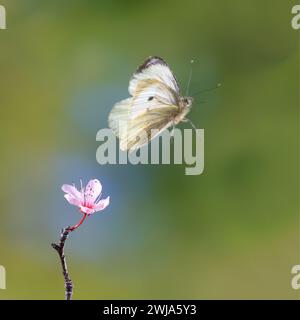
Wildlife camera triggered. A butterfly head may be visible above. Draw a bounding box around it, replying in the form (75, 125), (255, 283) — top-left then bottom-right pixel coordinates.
(182, 96), (193, 108)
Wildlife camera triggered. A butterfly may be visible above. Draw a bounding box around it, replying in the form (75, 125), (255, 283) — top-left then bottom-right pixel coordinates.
(108, 56), (194, 152)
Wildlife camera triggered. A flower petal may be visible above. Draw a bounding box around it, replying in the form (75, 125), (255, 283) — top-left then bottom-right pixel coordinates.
(62, 184), (83, 201)
(84, 179), (102, 205)
(64, 194), (82, 207)
(94, 196), (110, 212)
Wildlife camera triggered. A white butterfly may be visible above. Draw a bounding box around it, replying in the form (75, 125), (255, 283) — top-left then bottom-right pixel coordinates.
(108, 56), (194, 151)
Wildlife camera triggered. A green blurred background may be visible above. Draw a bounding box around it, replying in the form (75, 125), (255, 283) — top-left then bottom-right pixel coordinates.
(0, 0), (299, 299)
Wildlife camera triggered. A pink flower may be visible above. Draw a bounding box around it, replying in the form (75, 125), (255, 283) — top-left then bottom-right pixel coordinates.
(62, 179), (110, 215)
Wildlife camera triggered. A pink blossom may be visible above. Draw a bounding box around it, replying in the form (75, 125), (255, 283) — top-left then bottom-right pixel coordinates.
(62, 179), (110, 215)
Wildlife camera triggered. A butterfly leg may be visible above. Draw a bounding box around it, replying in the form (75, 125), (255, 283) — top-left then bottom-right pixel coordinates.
(170, 123), (176, 137)
(184, 118), (197, 131)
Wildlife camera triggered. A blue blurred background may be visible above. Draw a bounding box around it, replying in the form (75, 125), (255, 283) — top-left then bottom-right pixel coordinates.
(0, 0), (299, 299)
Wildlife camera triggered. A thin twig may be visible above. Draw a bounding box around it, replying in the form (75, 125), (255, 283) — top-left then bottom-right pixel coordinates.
(51, 227), (73, 300)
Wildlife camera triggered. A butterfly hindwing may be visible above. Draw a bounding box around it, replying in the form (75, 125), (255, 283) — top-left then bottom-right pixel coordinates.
(108, 98), (132, 139)
(120, 106), (177, 151)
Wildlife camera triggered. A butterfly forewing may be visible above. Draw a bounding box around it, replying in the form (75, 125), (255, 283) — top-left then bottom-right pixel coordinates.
(129, 56), (180, 96)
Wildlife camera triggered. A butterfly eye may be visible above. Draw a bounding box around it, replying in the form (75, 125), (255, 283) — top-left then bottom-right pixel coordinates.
(183, 97), (193, 107)
(148, 96), (154, 101)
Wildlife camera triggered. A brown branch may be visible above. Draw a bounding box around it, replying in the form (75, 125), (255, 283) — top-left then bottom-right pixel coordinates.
(51, 227), (73, 300)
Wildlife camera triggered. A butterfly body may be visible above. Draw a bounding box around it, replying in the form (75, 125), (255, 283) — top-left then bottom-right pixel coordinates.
(174, 96), (193, 124)
(108, 56), (194, 151)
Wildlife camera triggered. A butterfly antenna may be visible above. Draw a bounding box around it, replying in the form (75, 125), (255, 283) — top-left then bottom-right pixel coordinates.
(192, 83), (222, 96)
(185, 59), (194, 96)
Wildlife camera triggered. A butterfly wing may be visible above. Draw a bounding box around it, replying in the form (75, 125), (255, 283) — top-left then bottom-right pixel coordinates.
(108, 97), (132, 139)
(108, 56), (181, 151)
(130, 78), (179, 116)
(121, 104), (178, 151)
(129, 56), (180, 96)
(108, 87), (179, 151)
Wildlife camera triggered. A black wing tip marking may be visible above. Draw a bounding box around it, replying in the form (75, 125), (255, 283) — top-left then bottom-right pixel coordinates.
(136, 56), (168, 73)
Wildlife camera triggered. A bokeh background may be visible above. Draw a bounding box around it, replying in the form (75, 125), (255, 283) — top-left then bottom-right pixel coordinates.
(0, 0), (299, 299)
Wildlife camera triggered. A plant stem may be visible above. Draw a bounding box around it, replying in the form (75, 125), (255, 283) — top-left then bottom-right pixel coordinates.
(52, 213), (87, 300)
(51, 227), (73, 300)
(69, 213), (87, 231)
